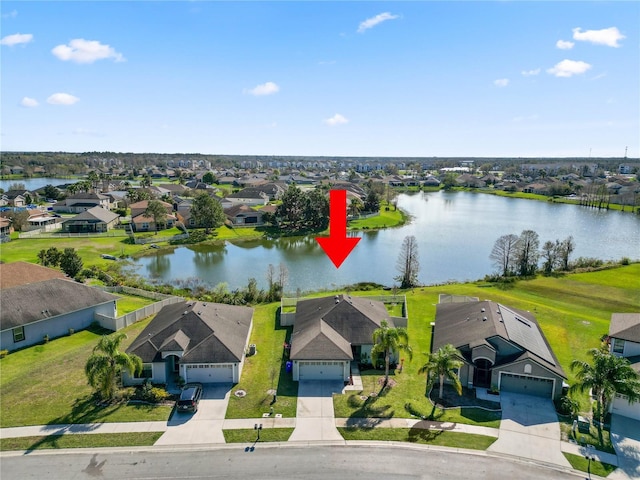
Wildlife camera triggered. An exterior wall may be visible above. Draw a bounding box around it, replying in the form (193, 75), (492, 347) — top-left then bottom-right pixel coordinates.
(471, 344), (496, 365)
(460, 363), (473, 387)
(1, 301), (116, 351)
(123, 361), (167, 386)
(493, 359), (563, 399)
(618, 340), (640, 357)
(488, 336), (522, 359)
(611, 394), (640, 421)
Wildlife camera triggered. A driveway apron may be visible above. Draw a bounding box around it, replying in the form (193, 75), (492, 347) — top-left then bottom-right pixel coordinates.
(607, 415), (640, 480)
(488, 391), (570, 467)
(154, 385), (231, 445)
(289, 381), (344, 442)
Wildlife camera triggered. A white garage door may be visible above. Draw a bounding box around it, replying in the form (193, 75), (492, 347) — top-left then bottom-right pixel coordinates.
(185, 363), (233, 383)
(612, 395), (640, 421)
(298, 361), (344, 380)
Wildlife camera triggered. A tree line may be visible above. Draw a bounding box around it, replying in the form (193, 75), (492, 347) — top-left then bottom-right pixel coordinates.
(489, 231), (575, 278)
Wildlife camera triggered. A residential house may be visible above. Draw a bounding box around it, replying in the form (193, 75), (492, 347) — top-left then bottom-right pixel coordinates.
(4, 190), (29, 207)
(0, 262), (119, 351)
(433, 298), (566, 399)
(224, 205), (264, 226)
(130, 200), (176, 232)
(0, 217), (13, 242)
(225, 189), (269, 207)
(62, 206), (120, 233)
(608, 313), (640, 421)
(124, 301), (253, 385)
(52, 192), (111, 213)
(288, 295), (404, 381)
(24, 210), (63, 232)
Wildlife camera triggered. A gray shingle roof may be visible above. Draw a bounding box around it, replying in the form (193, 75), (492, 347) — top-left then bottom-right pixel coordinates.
(0, 279), (119, 330)
(609, 313), (640, 343)
(126, 301), (253, 364)
(290, 295), (392, 361)
(433, 300), (564, 377)
(63, 206), (119, 224)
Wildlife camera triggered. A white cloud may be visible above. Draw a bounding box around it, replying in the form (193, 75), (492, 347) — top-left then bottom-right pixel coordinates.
(512, 114), (539, 123)
(324, 114), (348, 126)
(20, 97), (39, 108)
(2, 10), (18, 19)
(51, 39), (125, 64)
(572, 27), (625, 47)
(556, 40), (574, 50)
(47, 93), (80, 105)
(357, 12), (399, 33)
(546, 59), (592, 78)
(0, 33), (33, 46)
(521, 68), (541, 77)
(245, 82), (280, 96)
(493, 78), (509, 87)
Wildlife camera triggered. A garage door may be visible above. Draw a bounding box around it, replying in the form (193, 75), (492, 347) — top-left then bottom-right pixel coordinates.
(185, 364), (233, 383)
(298, 361), (344, 380)
(612, 395), (640, 421)
(500, 373), (554, 398)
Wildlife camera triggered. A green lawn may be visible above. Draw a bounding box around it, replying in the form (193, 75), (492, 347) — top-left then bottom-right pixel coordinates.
(563, 452), (617, 477)
(0, 432), (163, 451)
(349, 203), (407, 230)
(338, 427), (497, 450)
(116, 294), (157, 315)
(558, 417), (614, 453)
(225, 303), (298, 419)
(0, 320), (172, 428)
(222, 428), (294, 443)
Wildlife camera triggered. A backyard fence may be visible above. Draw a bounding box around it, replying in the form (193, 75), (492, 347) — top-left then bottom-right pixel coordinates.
(94, 286), (183, 331)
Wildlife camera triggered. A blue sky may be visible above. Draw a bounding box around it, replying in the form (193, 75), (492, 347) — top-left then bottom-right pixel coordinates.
(1, 1), (638, 158)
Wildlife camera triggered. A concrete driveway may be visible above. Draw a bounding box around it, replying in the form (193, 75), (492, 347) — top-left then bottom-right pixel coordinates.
(608, 415), (640, 480)
(154, 384), (231, 445)
(488, 391), (570, 467)
(289, 381), (344, 442)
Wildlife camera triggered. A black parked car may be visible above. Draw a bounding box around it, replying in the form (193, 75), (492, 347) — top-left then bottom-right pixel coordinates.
(176, 383), (203, 413)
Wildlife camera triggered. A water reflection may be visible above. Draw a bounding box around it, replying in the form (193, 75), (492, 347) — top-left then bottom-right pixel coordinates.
(132, 191), (640, 292)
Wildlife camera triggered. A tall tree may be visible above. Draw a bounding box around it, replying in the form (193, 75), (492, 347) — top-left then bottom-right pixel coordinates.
(202, 171), (216, 185)
(59, 248), (83, 277)
(541, 240), (560, 274)
(276, 185), (306, 231)
(85, 332), (142, 401)
(8, 182), (26, 191)
(348, 197), (363, 217)
(489, 234), (519, 277)
(363, 189), (380, 213)
(419, 344), (464, 399)
(515, 229), (540, 277)
(557, 236), (575, 271)
(570, 348), (640, 436)
(145, 199), (168, 231)
(371, 320), (412, 387)
(191, 192), (225, 233)
(395, 235), (420, 289)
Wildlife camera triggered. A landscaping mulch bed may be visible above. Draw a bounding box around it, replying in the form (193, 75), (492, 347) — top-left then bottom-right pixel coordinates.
(429, 385), (501, 410)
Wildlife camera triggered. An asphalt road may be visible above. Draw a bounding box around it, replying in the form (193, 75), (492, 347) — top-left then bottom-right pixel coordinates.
(0, 444), (584, 480)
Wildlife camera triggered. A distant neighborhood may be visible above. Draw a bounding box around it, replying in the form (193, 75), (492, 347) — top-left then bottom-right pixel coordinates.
(1, 154), (638, 241)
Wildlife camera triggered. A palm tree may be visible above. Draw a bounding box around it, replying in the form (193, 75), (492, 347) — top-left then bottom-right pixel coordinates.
(145, 199), (168, 231)
(371, 320), (412, 387)
(570, 347), (640, 434)
(419, 344), (463, 399)
(85, 332), (142, 401)
(348, 197), (363, 218)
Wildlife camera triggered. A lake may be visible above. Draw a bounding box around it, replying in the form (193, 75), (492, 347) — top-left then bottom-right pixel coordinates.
(0, 177), (77, 191)
(131, 191), (640, 293)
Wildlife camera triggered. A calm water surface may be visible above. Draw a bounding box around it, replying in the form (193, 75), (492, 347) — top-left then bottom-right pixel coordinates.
(131, 191), (640, 293)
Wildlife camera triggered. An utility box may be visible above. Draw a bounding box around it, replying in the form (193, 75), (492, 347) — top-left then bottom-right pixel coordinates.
(577, 416), (590, 434)
(248, 344), (256, 356)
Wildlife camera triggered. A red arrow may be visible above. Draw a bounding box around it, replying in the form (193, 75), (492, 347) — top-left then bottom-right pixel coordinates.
(316, 189), (361, 268)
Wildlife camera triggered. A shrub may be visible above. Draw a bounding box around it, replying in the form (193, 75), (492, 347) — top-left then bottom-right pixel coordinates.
(620, 257), (631, 266)
(68, 328), (75, 336)
(43, 334), (50, 344)
(555, 395), (579, 417)
(0, 350), (8, 359)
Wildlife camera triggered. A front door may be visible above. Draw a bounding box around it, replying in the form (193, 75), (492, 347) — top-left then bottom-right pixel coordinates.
(473, 359), (492, 388)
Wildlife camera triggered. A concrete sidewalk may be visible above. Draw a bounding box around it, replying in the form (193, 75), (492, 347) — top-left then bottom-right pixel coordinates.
(335, 417), (499, 438)
(0, 422), (169, 439)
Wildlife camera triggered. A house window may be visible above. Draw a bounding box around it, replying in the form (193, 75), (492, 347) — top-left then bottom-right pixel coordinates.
(135, 364), (153, 379)
(612, 338), (625, 354)
(12, 326), (25, 342)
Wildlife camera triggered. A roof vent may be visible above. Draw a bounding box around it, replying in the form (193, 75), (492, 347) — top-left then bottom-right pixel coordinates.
(183, 311), (188, 315)
(481, 308), (486, 313)
(482, 316), (488, 321)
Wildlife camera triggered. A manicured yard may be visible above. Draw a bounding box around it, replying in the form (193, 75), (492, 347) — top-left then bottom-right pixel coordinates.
(563, 452), (617, 477)
(116, 294), (157, 315)
(349, 203), (407, 230)
(225, 303), (298, 419)
(338, 427), (497, 450)
(0, 320), (172, 428)
(222, 428), (294, 443)
(0, 432), (163, 451)
(558, 417), (614, 453)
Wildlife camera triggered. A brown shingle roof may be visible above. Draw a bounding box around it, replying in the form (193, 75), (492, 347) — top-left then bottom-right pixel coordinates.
(609, 313), (640, 343)
(126, 301), (253, 364)
(0, 262), (65, 289)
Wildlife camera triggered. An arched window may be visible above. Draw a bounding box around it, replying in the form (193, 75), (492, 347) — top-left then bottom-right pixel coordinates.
(524, 364), (532, 374)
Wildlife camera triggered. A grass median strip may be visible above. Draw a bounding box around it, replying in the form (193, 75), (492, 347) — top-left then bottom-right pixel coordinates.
(562, 452), (617, 477)
(0, 432), (163, 451)
(337, 427), (497, 450)
(222, 428), (294, 443)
